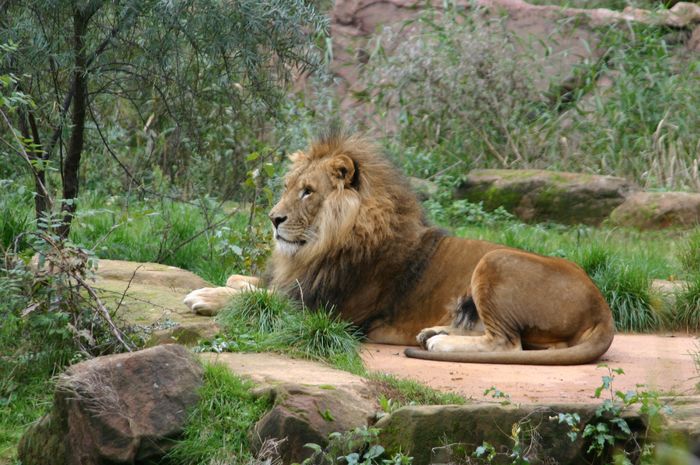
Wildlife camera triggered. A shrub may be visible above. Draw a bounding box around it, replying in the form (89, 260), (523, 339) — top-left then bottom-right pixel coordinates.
(361, 7), (542, 177)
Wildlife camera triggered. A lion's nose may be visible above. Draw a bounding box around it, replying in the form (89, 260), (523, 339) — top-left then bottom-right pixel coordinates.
(270, 214), (287, 228)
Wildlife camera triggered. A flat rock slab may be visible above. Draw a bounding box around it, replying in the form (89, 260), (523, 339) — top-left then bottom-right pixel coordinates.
(362, 334), (698, 404)
(91, 259), (219, 344)
(199, 352), (370, 393)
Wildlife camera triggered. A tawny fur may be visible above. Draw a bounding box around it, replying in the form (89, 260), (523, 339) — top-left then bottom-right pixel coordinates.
(184, 131), (615, 365)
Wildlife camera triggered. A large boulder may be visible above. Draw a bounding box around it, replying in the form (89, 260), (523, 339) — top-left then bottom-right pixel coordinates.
(608, 191), (700, 229)
(252, 384), (377, 464)
(455, 169), (638, 225)
(18, 344), (203, 465)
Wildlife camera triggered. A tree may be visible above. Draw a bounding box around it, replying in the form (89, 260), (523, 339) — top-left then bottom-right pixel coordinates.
(0, 0), (327, 237)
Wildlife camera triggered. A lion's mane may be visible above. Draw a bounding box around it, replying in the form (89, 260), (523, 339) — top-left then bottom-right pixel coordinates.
(266, 132), (446, 327)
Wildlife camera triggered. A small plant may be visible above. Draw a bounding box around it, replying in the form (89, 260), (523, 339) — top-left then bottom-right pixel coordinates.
(565, 365), (670, 464)
(302, 427), (412, 465)
(271, 306), (363, 369)
(483, 386), (512, 406)
(218, 289), (295, 334)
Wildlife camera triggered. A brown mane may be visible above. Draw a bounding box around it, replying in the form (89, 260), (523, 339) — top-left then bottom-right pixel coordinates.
(266, 131), (445, 327)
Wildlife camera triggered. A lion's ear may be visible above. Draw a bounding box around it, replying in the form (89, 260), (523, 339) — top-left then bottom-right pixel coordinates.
(330, 154), (357, 188)
(288, 150), (307, 163)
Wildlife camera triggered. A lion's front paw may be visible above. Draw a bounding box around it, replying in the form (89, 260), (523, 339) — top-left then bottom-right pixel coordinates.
(416, 327), (449, 349)
(183, 287), (237, 316)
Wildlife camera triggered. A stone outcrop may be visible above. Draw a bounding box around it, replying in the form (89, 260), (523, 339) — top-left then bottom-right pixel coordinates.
(455, 168), (638, 225)
(376, 403), (638, 465)
(91, 259), (220, 345)
(608, 191), (700, 229)
(18, 344), (203, 465)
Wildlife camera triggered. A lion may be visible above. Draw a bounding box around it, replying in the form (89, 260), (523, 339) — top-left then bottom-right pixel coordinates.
(184, 131), (614, 365)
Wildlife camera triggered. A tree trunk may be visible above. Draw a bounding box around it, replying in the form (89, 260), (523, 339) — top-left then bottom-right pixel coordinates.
(17, 109), (51, 225)
(57, 8), (89, 239)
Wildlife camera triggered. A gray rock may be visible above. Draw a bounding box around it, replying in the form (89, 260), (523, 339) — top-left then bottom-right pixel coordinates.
(456, 169), (638, 225)
(18, 344), (203, 465)
(608, 191), (700, 229)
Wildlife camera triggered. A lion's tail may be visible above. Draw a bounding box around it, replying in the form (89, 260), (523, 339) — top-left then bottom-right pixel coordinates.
(403, 324), (614, 366)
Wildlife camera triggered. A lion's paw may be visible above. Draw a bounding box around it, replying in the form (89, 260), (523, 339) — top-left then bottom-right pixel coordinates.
(417, 327), (449, 349)
(424, 334), (458, 352)
(183, 287), (237, 316)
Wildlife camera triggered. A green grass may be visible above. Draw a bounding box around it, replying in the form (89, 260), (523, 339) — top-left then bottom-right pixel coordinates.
(163, 363), (271, 465)
(0, 378), (52, 464)
(68, 193), (271, 284)
(367, 373), (467, 407)
(365, 10), (700, 192)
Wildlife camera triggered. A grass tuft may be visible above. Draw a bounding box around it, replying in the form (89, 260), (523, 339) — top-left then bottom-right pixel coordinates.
(677, 228), (700, 275)
(271, 306), (364, 373)
(569, 242), (661, 332)
(672, 274), (700, 332)
(367, 372), (466, 407)
(164, 363), (270, 465)
(595, 262), (660, 333)
(217, 289), (295, 334)
(213, 291), (365, 373)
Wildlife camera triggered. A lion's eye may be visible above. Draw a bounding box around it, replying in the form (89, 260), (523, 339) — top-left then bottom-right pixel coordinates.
(300, 187), (314, 199)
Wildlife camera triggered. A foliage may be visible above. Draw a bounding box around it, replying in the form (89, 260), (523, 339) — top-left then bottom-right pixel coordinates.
(302, 427), (413, 465)
(164, 363), (271, 465)
(1, 0), (328, 238)
(425, 177), (515, 227)
(0, 230), (138, 461)
(361, 7), (540, 177)
(361, 7), (700, 190)
(570, 365), (670, 465)
(69, 194), (273, 283)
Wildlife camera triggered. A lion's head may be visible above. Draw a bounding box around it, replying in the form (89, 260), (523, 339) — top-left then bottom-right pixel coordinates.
(266, 131), (434, 316)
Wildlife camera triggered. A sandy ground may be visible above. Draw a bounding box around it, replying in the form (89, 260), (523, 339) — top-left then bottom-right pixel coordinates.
(361, 334), (699, 404)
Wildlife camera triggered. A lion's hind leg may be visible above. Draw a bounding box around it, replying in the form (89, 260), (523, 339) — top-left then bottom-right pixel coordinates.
(425, 333), (520, 353)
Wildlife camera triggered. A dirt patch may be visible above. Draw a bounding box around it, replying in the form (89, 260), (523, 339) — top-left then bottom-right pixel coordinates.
(361, 334), (698, 404)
